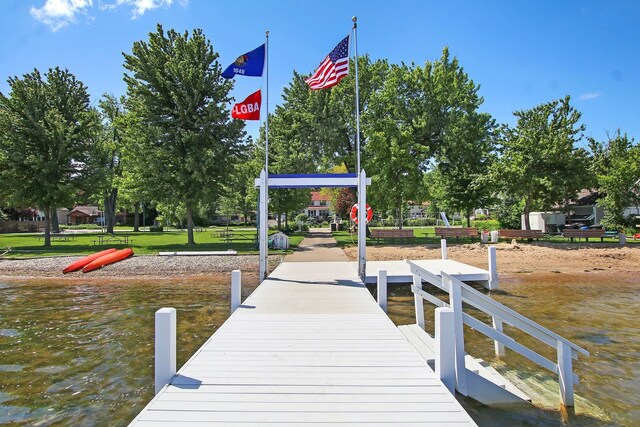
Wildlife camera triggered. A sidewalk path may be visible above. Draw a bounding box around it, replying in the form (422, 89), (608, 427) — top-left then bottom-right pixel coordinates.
(284, 228), (349, 262)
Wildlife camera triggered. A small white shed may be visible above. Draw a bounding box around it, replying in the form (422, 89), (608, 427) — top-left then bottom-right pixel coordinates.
(523, 212), (565, 233)
(270, 232), (290, 250)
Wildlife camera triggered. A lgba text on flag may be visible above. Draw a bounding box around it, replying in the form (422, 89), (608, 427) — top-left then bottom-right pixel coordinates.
(232, 89), (261, 121)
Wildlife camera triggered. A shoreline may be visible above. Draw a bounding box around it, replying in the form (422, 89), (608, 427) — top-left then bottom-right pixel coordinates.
(1, 243), (639, 285)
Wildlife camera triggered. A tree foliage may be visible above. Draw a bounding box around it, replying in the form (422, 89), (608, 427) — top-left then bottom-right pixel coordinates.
(493, 96), (591, 229)
(123, 24), (245, 244)
(0, 67), (99, 245)
(95, 93), (127, 233)
(590, 131), (640, 229)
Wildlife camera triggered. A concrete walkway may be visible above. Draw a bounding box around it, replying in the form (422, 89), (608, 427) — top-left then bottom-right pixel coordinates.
(284, 228), (349, 262)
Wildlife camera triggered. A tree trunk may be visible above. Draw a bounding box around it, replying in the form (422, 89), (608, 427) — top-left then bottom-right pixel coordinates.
(397, 205), (403, 230)
(186, 204), (195, 245)
(284, 212), (289, 230)
(133, 203), (140, 232)
(51, 208), (60, 233)
(523, 199), (531, 230)
(43, 206), (51, 247)
(466, 210), (472, 227)
(104, 188), (118, 234)
(277, 212), (282, 230)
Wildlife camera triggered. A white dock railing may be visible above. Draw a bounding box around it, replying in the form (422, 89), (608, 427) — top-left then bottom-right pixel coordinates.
(407, 260), (589, 407)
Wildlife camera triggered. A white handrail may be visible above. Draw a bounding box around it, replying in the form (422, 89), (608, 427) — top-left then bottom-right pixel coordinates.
(408, 260), (588, 356)
(407, 260), (589, 407)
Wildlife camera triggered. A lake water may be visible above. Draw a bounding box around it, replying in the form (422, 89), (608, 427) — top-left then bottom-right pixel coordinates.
(0, 273), (638, 426)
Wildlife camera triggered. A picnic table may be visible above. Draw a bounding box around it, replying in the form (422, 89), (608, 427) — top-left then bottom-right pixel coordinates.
(38, 233), (75, 242)
(213, 230), (233, 242)
(94, 234), (133, 245)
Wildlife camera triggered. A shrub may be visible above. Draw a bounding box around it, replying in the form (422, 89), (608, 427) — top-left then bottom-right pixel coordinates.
(404, 218), (437, 227)
(320, 221), (329, 227)
(149, 225), (163, 232)
(60, 224), (102, 230)
(295, 213), (308, 223)
(471, 219), (500, 231)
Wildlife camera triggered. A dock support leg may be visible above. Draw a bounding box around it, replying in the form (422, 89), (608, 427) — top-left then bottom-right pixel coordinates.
(413, 274), (425, 329)
(558, 341), (574, 407)
(435, 307), (456, 395)
(488, 246), (498, 290)
(231, 270), (242, 314)
(377, 269), (387, 313)
(155, 307), (176, 394)
(441, 239), (448, 260)
(492, 316), (506, 357)
(448, 278), (467, 395)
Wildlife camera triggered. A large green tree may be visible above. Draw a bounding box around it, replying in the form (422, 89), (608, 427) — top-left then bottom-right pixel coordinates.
(123, 25), (245, 244)
(590, 131), (640, 230)
(493, 96), (591, 230)
(0, 67), (99, 246)
(365, 49), (495, 226)
(256, 103), (316, 230)
(365, 64), (424, 227)
(95, 94), (127, 234)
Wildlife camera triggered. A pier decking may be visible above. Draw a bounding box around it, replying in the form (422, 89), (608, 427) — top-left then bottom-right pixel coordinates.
(130, 261), (477, 426)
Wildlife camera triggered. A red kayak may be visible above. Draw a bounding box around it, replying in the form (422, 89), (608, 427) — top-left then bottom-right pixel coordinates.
(83, 248), (134, 273)
(63, 248), (118, 274)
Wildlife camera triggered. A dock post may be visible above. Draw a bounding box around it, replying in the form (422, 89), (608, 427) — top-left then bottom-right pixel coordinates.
(440, 239), (447, 260)
(488, 246), (498, 290)
(448, 277), (467, 395)
(435, 307), (456, 394)
(557, 341), (574, 407)
(231, 270), (242, 314)
(377, 269), (387, 313)
(492, 317), (506, 357)
(155, 307), (176, 394)
(413, 274), (425, 329)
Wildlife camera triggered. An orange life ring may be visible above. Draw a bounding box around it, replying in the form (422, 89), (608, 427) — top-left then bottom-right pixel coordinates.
(350, 203), (373, 224)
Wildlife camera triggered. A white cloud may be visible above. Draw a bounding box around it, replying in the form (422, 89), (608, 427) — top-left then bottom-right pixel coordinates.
(31, 0), (184, 30)
(579, 91), (603, 101)
(105, 0), (176, 18)
(30, 0), (93, 31)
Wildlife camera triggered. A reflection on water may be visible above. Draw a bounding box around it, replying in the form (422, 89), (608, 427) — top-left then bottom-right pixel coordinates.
(378, 273), (640, 427)
(0, 278), (256, 426)
(0, 274), (638, 426)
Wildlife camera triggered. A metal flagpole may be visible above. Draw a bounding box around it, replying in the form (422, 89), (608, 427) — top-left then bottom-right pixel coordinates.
(260, 30), (270, 281)
(352, 17), (361, 177)
(353, 16), (366, 280)
(265, 31), (270, 179)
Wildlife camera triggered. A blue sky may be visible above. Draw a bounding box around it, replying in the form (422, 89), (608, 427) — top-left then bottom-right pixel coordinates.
(1, 0), (639, 145)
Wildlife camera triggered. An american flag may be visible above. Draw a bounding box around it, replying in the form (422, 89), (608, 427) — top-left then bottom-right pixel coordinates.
(305, 35), (350, 90)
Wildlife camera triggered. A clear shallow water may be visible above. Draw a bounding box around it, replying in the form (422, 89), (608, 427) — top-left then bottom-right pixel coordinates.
(0, 279), (257, 426)
(380, 273), (640, 426)
(0, 274), (638, 426)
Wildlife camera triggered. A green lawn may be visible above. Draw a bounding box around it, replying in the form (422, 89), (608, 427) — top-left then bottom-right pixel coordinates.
(332, 226), (637, 248)
(0, 227), (306, 258)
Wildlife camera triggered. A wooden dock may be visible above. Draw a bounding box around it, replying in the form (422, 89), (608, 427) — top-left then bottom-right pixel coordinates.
(130, 261), (477, 426)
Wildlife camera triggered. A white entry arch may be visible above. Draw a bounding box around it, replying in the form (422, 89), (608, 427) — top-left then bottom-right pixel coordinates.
(255, 170), (371, 281)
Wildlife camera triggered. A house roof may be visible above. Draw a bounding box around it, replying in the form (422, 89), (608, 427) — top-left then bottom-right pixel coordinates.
(68, 206), (101, 217)
(573, 189), (600, 206)
(310, 191), (329, 202)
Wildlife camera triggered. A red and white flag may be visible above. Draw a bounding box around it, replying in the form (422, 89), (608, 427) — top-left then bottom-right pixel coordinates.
(305, 35), (350, 90)
(231, 89), (261, 120)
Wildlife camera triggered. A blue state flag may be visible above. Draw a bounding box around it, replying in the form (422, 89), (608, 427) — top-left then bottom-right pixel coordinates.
(222, 44), (265, 79)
